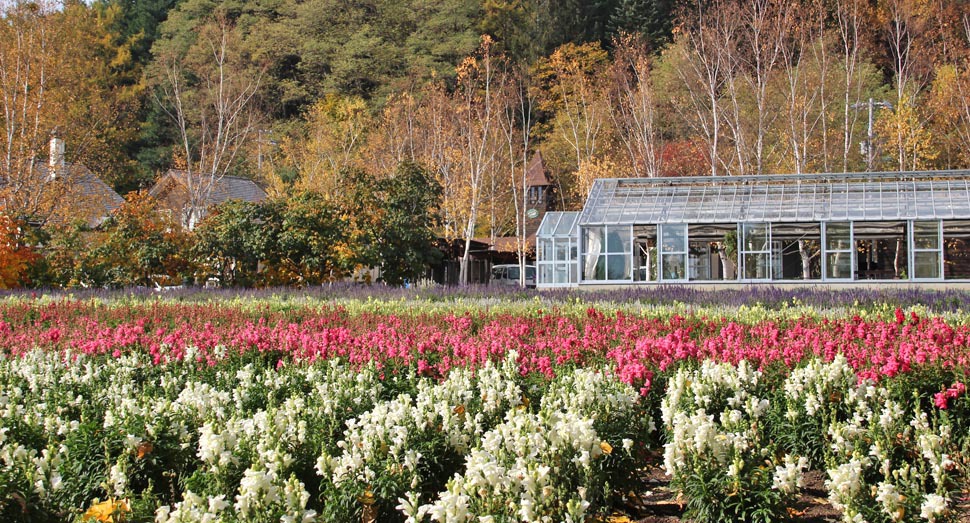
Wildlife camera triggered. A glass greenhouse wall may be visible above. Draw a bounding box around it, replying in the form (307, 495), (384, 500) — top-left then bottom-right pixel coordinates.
(536, 171), (970, 287)
(536, 212), (580, 287)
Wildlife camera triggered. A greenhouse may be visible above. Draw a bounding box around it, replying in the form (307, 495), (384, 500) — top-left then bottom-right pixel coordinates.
(535, 170), (970, 287)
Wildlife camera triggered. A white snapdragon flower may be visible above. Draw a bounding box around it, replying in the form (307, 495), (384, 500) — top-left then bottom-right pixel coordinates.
(109, 462), (127, 497)
(564, 494), (590, 523)
(425, 481), (471, 523)
(156, 490), (211, 523)
(397, 492), (429, 523)
(235, 466), (281, 517)
(826, 458), (863, 511)
(875, 482), (906, 521)
(920, 493), (947, 522)
(879, 401), (904, 430)
(207, 495), (229, 513)
(771, 455), (808, 495)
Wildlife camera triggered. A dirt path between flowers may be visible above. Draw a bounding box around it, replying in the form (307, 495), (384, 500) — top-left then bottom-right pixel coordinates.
(614, 455), (970, 523)
(622, 467), (840, 523)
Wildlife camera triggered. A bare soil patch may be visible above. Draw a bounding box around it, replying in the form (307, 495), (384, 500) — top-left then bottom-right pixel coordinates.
(604, 453), (970, 523)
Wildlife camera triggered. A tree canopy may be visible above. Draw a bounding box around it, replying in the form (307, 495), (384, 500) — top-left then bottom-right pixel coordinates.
(4, 0), (970, 287)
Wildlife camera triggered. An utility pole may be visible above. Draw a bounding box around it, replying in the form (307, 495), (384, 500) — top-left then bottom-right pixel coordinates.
(256, 129), (275, 173)
(851, 98), (893, 171)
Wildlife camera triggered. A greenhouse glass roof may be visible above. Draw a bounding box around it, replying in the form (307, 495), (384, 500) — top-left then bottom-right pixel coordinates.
(537, 212), (580, 237)
(578, 171), (970, 226)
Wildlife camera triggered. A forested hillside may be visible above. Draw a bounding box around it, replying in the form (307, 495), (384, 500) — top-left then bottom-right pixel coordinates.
(2, 0), (970, 287)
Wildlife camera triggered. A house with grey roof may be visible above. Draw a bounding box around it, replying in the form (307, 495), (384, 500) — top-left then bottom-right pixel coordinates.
(149, 169), (267, 229)
(41, 162), (125, 228)
(0, 135), (124, 228)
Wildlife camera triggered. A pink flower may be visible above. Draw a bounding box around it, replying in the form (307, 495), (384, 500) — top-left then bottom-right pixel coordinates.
(950, 382), (966, 396)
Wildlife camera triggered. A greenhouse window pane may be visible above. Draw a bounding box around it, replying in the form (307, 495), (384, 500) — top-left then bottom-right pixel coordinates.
(913, 221), (940, 250)
(914, 252), (940, 279)
(661, 224), (687, 253)
(556, 214), (577, 235)
(606, 226), (632, 254)
(825, 222), (851, 250)
(743, 253), (770, 279)
(554, 241), (568, 262)
(539, 239), (553, 261)
(826, 253), (852, 279)
(553, 264), (569, 283)
(662, 254), (687, 280)
(742, 223), (769, 252)
(583, 227), (605, 254)
(607, 255), (631, 280)
(583, 255), (607, 281)
(538, 215), (557, 236)
(540, 265), (554, 284)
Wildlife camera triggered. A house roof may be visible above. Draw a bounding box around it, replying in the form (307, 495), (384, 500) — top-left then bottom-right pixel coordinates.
(525, 152), (552, 187)
(38, 163), (125, 228)
(487, 236), (536, 253)
(42, 163), (125, 210)
(151, 170), (267, 205)
(579, 170), (970, 226)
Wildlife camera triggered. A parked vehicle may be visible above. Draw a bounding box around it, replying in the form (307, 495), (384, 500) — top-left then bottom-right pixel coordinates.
(490, 264), (536, 288)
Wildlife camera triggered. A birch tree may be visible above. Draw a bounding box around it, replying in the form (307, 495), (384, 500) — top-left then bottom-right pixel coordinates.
(535, 42), (610, 203)
(414, 79), (462, 240)
(152, 12), (261, 229)
(831, 0), (870, 172)
(367, 89), (419, 173)
(926, 11), (970, 167)
(879, 0), (936, 171)
(720, 0), (790, 175)
(0, 1), (137, 223)
(498, 63), (536, 287)
(779, 0), (826, 174)
(455, 36), (502, 285)
(670, 0), (738, 175)
(608, 33), (663, 178)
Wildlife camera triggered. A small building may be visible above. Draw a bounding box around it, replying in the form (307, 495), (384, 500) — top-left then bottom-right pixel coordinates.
(1, 135), (124, 228)
(426, 238), (491, 285)
(537, 171), (970, 287)
(149, 170), (267, 229)
(523, 152), (555, 238)
(473, 153), (553, 268)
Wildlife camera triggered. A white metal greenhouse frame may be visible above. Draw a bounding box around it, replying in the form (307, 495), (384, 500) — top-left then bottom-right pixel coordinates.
(536, 170), (970, 288)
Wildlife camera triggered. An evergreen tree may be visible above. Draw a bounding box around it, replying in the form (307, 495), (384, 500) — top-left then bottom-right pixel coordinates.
(95, 0), (183, 66)
(94, 0), (184, 192)
(608, 0), (675, 52)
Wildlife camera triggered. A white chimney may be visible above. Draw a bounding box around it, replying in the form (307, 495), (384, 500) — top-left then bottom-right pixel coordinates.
(49, 132), (64, 179)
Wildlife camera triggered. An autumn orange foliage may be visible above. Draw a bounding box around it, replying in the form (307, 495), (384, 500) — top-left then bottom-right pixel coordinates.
(0, 215), (38, 289)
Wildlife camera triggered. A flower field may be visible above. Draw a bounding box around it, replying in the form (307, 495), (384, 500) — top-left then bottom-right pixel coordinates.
(0, 292), (969, 522)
